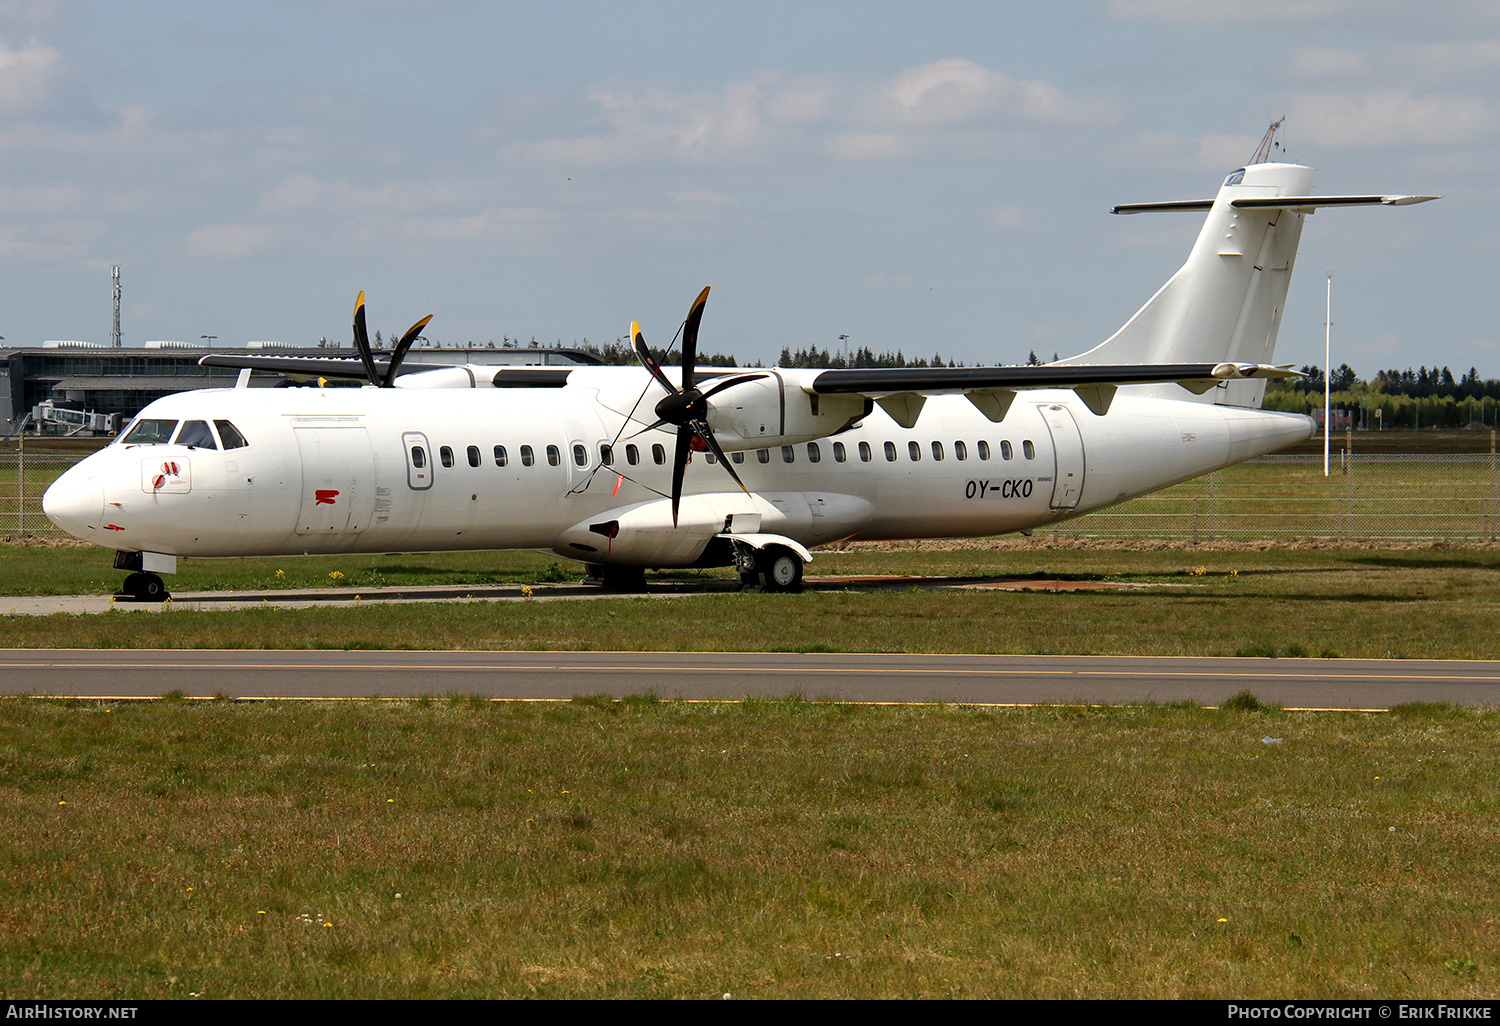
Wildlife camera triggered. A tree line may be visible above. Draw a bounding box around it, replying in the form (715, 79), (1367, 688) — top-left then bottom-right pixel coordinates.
(1268, 364), (1500, 429)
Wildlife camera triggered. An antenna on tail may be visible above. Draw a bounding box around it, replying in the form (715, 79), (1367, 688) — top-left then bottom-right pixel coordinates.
(1251, 117), (1287, 164)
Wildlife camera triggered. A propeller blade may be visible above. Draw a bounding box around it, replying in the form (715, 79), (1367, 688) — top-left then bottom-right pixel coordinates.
(692, 418), (752, 497)
(383, 313), (433, 387)
(670, 424), (694, 528)
(632, 320), (677, 395)
(679, 285), (710, 390)
(352, 291), (381, 387)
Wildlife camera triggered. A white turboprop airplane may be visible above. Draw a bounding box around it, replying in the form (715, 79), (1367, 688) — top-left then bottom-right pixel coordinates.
(43, 154), (1434, 600)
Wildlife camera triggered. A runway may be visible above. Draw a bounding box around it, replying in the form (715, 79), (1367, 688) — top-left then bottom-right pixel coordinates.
(3, 649), (1499, 709)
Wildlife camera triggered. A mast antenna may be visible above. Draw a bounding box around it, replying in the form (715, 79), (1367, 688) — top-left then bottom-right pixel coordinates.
(111, 265), (122, 348)
(1250, 117), (1286, 165)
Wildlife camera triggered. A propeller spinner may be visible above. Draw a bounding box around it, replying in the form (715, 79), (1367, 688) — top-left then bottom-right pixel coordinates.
(352, 291), (434, 388)
(631, 286), (768, 526)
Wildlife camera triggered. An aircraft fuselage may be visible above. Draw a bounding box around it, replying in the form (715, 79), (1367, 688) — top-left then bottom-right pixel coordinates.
(43, 375), (1314, 568)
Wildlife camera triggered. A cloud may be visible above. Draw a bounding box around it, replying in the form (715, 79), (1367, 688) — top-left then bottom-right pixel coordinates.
(870, 58), (1109, 127)
(1106, 0), (1356, 23)
(826, 131), (909, 161)
(0, 36), (60, 113)
(1286, 47), (1369, 78)
(185, 223), (277, 259)
(509, 59), (1112, 172)
(669, 190), (734, 205)
(1410, 40), (1500, 74)
(1291, 88), (1492, 146)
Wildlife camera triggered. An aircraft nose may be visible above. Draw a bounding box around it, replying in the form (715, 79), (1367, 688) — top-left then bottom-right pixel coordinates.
(42, 466), (104, 539)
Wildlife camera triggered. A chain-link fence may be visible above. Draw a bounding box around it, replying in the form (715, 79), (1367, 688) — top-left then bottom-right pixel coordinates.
(1, 454), (78, 537)
(1068, 453), (1500, 541)
(7, 450), (1500, 542)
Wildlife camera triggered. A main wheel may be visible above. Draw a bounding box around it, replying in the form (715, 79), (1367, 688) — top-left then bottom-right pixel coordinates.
(757, 546), (804, 593)
(132, 572), (169, 603)
(595, 566), (648, 592)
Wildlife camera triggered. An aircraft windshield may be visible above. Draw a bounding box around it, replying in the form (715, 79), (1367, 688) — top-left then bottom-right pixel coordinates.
(119, 419), (178, 445)
(174, 420), (217, 449)
(215, 420), (248, 449)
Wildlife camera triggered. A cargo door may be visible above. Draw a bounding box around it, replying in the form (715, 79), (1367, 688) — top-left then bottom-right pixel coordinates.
(1039, 404), (1085, 510)
(295, 427), (377, 535)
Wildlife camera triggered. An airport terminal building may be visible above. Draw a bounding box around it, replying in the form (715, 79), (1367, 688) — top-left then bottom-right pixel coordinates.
(0, 342), (601, 436)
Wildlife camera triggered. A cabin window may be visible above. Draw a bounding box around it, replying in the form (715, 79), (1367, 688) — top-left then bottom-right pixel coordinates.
(520, 445), (535, 467)
(757, 448), (770, 464)
(705, 452), (717, 465)
(572, 443), (588, 467)
(440, 446), (454, 468)
(494, 445), (507, 467)
(214, 420), (248, 450)
(1000, 441), (1013, 460)
(547, 445), (561, 467)
(652, 443), (665, 465)
(467, 445), (481, 468)
(121, 419), (178, 445)
(978, 440), (991, 460)
(731, 451), (745, 464)
(954, 440), (967, 461)
(931, 441), (944, 461)
(1022, 440), (1035, 460)
(781, 445), (795, 464)
(410, 446), (427, 468)
(908, 441), (921, 461)
(884, 441), (897, 462)
(626, 444), (639, 466)
(601, 444), (614, 466)
(174, 420), (217, 449)
(806, 442), (821, 463)
(859, 441), (872, 462)
(832, 442), (846, 463)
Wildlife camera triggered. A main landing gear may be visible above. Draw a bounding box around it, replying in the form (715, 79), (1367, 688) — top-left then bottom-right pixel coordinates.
(117, 572), (170, 603)
(584, 564), (649, 593)
(735, 543), (804, 593)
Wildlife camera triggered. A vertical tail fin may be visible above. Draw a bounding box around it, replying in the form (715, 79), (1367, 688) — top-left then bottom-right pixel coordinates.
(1059, 162), (1315, 408)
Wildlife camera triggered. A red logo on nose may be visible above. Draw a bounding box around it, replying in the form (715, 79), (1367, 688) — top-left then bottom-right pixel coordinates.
(315, 489), (339, 505)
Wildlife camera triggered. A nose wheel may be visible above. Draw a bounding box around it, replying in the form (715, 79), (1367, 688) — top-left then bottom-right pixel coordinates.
(117, 572), (170, 603)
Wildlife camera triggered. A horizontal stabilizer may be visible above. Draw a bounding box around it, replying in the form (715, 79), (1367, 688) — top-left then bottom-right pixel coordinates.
(1114, 194), (1438, 215)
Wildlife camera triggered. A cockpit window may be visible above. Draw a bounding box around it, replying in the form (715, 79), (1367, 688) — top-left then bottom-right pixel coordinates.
(174, 420), (218, 449)
(215, 420), (248, 450)
(1224, 169), (1245, 187)
(120, 419), (178, 445)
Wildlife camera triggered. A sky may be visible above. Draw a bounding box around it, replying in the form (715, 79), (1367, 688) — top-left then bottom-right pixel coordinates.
(0, 0), (1494, 375)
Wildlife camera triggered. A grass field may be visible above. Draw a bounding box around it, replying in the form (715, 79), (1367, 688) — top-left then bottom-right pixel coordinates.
(3, 447), (1498, 999)
(2, 541), (1499, 660)
(2, 696), (1497, 999)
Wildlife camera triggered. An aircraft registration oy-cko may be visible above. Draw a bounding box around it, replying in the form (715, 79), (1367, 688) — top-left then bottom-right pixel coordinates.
(44, 139), (1436, 600)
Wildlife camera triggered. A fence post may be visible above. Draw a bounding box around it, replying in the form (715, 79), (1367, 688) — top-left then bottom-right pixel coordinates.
(1345, 429), (1355, 540)
(1192, 497), (1199, 545)
(16, 435), (23, 538)
(1491, 430), (1497, 543)
(1208, 472), (1216, 541)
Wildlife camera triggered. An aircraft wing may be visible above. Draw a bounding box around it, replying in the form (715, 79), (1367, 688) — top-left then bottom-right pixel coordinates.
(199, 354), (376, 381)
(198, 354), (576, 388)
(807, 362), (1302, 423)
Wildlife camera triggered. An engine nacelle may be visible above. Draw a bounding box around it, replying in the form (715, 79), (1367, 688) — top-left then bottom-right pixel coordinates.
(704, 371), (869, 449)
